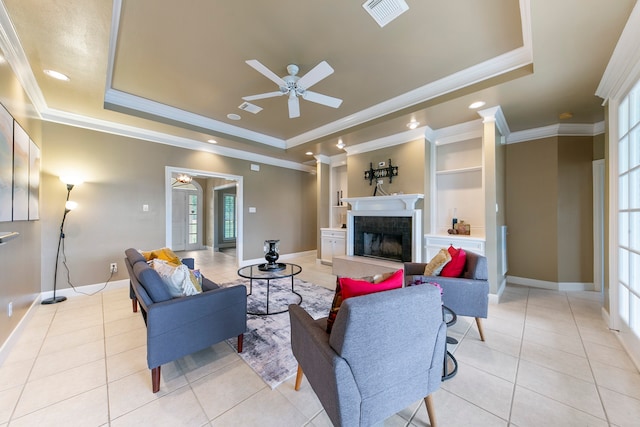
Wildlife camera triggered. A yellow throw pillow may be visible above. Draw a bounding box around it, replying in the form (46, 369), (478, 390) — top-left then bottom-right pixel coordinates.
(423, 248), (452, 276)
(141, 247), (182, 266)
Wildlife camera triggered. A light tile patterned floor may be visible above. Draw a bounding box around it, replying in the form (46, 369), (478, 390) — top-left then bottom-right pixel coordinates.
(1, 249), (639, 426)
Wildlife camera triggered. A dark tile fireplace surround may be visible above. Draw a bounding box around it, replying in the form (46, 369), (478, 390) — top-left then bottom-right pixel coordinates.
(353, 216), (413, 262)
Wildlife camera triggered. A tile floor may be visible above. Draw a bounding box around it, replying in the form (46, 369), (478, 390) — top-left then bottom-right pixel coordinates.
(1, 249), (640, 426)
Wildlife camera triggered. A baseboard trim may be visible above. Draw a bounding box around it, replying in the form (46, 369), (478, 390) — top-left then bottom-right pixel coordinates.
(507, 275), (594, 291)
(489, 278), (507, 304)
(0, 295), (41, 366)
(40, 279), (130, 300)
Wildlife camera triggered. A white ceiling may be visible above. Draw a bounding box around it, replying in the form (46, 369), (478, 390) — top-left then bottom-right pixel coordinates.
(0, 0), (636, 167)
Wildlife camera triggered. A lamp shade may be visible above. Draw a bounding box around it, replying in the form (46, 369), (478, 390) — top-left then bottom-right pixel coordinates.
(60, 176), (84, 186)
(65, 201), (78, 211)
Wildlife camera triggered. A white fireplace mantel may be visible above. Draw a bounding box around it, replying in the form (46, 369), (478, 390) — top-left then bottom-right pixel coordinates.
(343, 194), (424, 262)
(342, 194), (424, 212)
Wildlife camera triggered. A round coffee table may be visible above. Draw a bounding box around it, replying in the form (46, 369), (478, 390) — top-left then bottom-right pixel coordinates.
(237, 263), (302, 315)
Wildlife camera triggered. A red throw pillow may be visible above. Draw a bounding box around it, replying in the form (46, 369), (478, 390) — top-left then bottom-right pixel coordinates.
(440, 246), (467, 277)
(339, 269), (404, 299)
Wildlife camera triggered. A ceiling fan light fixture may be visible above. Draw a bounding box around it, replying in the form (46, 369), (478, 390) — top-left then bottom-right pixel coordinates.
(207, 139), (217, 144)
(468, 101), (486, 109)
(336, 139), (345, 149)
(407, 120), (420, 130)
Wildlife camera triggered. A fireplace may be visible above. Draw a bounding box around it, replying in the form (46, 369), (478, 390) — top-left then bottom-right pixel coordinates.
(353, 216), (412, 262)
(343, 194), (424, 263)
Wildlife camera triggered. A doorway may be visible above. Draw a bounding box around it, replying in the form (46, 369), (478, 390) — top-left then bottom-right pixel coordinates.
(165, 166), (243, 262)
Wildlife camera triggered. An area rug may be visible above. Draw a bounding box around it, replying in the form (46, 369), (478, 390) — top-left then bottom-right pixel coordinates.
(221, 277), (335, 389)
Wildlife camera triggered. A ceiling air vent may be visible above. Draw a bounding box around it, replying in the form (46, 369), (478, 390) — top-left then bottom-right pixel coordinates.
(238, 102), (263, 114)
(363, 0), (409, 27)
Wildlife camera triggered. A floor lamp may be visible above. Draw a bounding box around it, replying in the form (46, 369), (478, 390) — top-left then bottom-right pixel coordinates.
(42, 178), (81, 305)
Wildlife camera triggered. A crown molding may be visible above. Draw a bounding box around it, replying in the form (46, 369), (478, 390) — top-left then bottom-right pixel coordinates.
(477, 105), (510, 137)
(104, 89), (286, 149)
(42, 108), (314, 173)
(507, 122), (605, 144)
(343, 126), (427, 156)
(596, 2), (640, 101)
(0, 1), (47, 114)
(432, 120), (483, 145)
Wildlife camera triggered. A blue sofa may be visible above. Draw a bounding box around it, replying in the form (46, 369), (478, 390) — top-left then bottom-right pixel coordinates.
(404, 250), (489, 341)
(124, 248), (247, 392)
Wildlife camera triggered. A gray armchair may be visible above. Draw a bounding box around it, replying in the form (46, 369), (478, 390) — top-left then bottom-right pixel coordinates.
(404, 250), (489, 341)
(289, 285), (446, 427)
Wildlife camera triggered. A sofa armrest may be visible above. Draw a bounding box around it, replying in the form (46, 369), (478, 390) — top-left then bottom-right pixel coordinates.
(406, 274), (489, 318)
(146, 285), (246, 338)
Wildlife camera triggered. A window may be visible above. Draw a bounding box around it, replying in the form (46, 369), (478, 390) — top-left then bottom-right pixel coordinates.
(223, 193), (236, 241)
(188, 194), (198, 245)
(617, 77), (640, 340)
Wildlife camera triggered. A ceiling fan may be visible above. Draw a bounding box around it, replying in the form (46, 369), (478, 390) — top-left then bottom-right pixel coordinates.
(242, 60), (343, 118)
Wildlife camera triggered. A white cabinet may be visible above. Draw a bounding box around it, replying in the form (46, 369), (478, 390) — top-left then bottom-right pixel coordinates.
(321, 228), (346, 265)
(425, 234), (486, 260)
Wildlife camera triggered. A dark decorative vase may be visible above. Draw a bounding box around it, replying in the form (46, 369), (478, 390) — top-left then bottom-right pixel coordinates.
(259, 239), (285, 271)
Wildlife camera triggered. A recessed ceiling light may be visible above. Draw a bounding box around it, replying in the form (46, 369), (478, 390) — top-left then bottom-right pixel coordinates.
(336, 139), (345, 149)
(468, 101), (486, 109)
(207, 139), (217, 144)
(305, 151), (314, 156)
(227, 113), (241, 120)
(559, 112), (573, 120)
(43, 69), (69, 81)
(407, 120), (420, 130)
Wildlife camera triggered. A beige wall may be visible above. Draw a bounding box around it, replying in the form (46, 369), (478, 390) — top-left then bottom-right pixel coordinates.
(347, 138), (426, 200)
(557, 136), (595, 283)
(0, 58), (43, 348)
(506, 138), (559, 282)
(506, 136), (596, 284)
(40, 122), (317, 292)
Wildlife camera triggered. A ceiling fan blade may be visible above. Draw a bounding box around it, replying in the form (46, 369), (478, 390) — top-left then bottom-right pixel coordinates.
(242, 91), (284, 101)
(302, 91), (343, 108)
(246, 60), (286, 87)
(288, 95), (300, 118)
(296, 61), (334, 90)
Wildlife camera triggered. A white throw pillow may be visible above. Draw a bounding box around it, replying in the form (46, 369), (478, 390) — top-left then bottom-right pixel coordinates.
(151, 259), (201, 297)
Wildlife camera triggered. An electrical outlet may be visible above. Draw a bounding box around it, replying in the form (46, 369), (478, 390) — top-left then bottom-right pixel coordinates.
(110, 263), (117, 273)
(7, 302), (12, 317)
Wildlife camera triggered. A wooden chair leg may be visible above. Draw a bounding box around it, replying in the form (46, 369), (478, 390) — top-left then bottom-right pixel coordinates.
(424, 394), (437, 427)
(475, 317), (486, 341)
(151, 366), (161, 393)
(237, 334), (244, 353)
(131, 298), (138, 313)
(294, 365), (303, 391)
